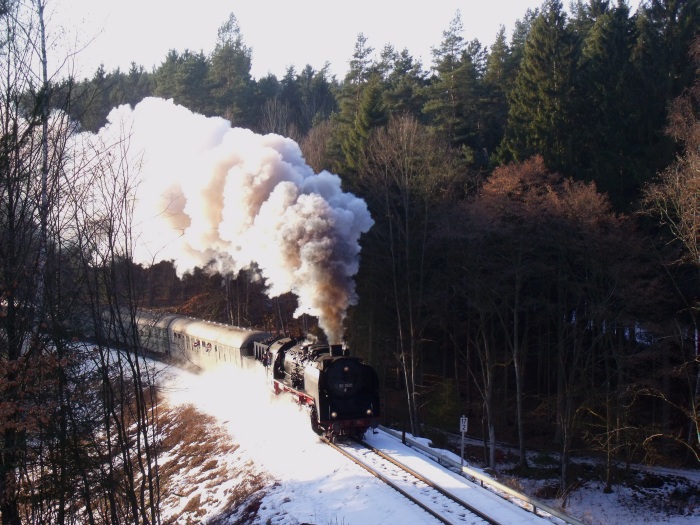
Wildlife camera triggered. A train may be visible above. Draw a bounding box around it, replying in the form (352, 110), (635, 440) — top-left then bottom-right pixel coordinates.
(102, 309), (381, 440)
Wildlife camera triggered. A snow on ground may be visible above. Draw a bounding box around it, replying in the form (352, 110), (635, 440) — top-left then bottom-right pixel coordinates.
(528, 468), (700, 525)
(155, 359), (699, 525)
(447, 435), (700, 525)
(159, 360), (473, 524)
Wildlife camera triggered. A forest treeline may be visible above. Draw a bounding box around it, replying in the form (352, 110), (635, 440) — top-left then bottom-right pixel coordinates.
(2, 0), (700, 523)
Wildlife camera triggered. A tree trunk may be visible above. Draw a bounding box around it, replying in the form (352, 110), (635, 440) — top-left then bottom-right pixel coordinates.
(512, 270), (528, 473)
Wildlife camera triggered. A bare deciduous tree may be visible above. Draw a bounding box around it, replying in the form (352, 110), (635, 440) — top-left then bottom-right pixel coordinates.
(1, 2), (163, 521)
(359, 115), (461, 435)
(642, 36), (700, 462)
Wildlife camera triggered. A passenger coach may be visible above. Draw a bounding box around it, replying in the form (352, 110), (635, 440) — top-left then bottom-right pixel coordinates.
(102, 309), (271, 368)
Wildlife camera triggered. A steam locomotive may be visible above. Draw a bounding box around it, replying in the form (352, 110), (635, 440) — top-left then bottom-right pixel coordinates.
(102, 309), (380, 439)
(253, 337), (380, 439)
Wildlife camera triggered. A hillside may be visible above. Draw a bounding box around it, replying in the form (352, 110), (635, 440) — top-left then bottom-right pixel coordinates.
(157, 362), (700, 524)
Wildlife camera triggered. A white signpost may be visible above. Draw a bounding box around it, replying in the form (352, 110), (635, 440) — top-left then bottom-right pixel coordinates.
(459, 415), (468, 466)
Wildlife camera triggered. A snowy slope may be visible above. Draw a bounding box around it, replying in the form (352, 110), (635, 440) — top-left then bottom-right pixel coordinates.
(157, 360), (699, 525)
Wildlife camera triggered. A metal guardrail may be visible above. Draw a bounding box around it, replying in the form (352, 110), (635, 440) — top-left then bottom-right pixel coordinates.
(378, 425), (585, 525)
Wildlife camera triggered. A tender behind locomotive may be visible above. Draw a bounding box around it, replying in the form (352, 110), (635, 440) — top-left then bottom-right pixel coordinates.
(255, 337), (380, 439)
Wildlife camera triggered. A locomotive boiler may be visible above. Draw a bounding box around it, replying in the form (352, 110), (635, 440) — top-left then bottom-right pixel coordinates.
(255, 337), (380, 439)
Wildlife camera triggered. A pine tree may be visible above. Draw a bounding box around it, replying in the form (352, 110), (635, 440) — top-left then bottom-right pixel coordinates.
(629, 0), (700, 200)
(329, 33), (375, 176)
(296, 64), (338, 132)
(423, 11), (491, 167)
(337, 33), (375, 127)
(208, 13), (255, 125)
(574, 0), (640, 209)
(341, 74), (387, 176)
(482, 27), (513, 160)
(153, 49), (211, 115)
(509, 7), (540, 72)
(569, 0), (610, 40)
(423, 10), (466, 145)
(178, 50), (211, 114)
(153, 50), (181, 99)
(124, 62), (153, 107)
(380, 47), (428, 119)
(500, 0), (578, 173)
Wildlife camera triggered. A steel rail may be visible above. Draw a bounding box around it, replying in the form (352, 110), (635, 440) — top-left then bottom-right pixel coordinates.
(321, 436), (498, 525)
(378, 425), (585, 525)
(356, 437), (503, 525)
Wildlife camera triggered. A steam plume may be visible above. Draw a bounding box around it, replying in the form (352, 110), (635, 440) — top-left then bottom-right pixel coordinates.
(82, 97), (373, 343)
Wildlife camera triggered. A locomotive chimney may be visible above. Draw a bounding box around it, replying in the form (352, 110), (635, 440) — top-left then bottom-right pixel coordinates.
(329, 344), (343, 357)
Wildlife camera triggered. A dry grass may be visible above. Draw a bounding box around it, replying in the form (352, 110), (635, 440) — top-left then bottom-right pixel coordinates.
(157, 401), (270, 523)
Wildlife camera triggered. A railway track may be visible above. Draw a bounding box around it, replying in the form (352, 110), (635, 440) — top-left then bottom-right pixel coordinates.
(322, 435), (503, 525)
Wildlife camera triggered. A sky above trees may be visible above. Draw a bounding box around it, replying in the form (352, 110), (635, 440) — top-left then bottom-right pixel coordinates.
(50, 0), (548, 79)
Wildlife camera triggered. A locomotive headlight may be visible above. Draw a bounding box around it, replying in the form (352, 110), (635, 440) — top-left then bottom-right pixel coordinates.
(331, 411), (338, 418)
(366, 409), (373, 416)
(343, 366), (350, 373)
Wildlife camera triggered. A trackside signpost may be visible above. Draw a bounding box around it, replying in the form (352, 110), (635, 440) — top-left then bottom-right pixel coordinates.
(460, 415), (468, 466)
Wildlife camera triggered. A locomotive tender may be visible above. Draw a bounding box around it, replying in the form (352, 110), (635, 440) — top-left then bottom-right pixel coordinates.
(104, 309), (380, 439)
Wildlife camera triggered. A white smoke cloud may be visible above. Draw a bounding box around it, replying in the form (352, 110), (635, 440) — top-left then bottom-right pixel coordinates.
(77, 97), (373, 343)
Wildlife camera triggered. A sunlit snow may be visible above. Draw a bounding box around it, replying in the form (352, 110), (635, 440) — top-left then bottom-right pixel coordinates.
(155, 360), (700, 525)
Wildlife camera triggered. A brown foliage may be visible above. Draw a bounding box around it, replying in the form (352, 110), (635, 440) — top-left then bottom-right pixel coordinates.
(300, 119), (337, 173)
(0, 354), (61, 435)
(477, 155), (615, 230)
